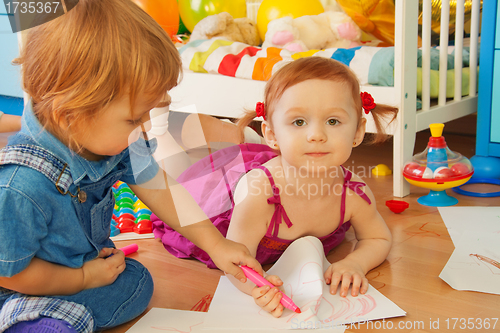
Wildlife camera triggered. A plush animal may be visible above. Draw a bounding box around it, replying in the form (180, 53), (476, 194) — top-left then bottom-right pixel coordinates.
(189, 12), (261, 46)
(335, 0), (395, 46)
(262, 11), (363, 52)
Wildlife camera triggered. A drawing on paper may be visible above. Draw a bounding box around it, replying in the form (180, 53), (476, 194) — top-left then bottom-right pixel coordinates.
(470, 254), (500, 274)
(190, 294), (213, 312)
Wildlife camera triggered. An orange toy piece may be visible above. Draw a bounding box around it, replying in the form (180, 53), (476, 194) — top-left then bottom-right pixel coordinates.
(131, 0), (180, 37)
(335, 0), (395, 46)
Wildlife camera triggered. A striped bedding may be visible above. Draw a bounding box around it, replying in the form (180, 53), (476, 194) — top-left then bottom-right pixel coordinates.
(179, 37), (474, 97)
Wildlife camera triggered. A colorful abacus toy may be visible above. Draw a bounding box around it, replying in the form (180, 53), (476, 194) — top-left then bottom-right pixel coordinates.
(111, 181), (153, 237)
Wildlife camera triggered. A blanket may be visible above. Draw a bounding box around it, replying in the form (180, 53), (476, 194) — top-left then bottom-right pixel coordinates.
(179, 38), (475, 98)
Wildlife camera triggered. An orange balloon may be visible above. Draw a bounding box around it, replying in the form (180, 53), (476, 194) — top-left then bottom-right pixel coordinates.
(132, 0), (180, 37)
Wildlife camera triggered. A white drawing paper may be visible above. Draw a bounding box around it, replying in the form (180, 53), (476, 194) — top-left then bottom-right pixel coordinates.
(126, 308), (346, 332)
(125, 308), (206, 333)
(439, 231), (500, 294)
(438, 206), (500, 244)
(203, 236), (406, 330)
(438, 207), (500, 294)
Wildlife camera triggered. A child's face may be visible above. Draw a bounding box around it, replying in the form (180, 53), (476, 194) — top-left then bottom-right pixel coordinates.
(71, 94), (161, 161)
(264, 79), (366, 171)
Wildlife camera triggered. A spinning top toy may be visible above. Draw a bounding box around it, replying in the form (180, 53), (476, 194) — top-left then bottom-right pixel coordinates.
(403, 123), (473, 206)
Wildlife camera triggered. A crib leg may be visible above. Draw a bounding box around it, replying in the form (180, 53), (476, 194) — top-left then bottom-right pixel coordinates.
(393, 126), (415, 197)
(392, 0), (418, 198)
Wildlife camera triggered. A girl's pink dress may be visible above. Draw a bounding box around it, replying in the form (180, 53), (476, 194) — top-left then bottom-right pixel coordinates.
(151, 143), (371, 269)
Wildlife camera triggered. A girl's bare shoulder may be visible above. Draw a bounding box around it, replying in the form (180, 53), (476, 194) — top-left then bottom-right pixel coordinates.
(344, 171), (377, 207)
(233, 161), (278, 206)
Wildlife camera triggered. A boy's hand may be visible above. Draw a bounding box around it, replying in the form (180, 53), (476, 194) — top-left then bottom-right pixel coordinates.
(208, 238), (263, 283)
(251, 275), (284, 318)
(81, 248), (126, 290)
(324, 258), (369, 297)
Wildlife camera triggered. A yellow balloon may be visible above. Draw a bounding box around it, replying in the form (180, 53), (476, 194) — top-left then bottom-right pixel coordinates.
(179, 0), (247, 33)
(256, 0), (325, 41)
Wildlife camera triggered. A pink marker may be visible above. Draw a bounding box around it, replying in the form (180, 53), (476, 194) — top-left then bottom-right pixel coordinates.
(119, 243), (138, 256)
(240, 265), (301, 314)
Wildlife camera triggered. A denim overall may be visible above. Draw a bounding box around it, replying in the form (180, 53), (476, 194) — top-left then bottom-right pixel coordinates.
(0, 106), (157, 332)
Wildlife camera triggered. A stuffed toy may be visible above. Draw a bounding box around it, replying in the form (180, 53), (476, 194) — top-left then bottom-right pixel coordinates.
(335, 0), (395, 46)
(262, 11), (363, 52)
(189, 12), (261, 46)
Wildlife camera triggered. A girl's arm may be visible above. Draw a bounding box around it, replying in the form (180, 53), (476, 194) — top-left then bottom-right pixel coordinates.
(224, 169), (287, 318)
(324, 183), (392, 297)
(0, 248), (125, 295)
(224, 169), (273, 293)
(129, 169), (263, 282)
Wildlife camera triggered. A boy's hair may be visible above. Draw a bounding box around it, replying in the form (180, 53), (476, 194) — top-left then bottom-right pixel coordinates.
(14, 0), (181, 151)
(237, 57), (398, 144)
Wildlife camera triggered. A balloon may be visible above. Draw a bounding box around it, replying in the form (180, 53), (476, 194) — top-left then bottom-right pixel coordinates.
(177, 13), (189, 34)
(132, 0), (180, 37)
(178, 0), (247, 33)
(336, 0), (480, 47)
(418, 0), (477, 36)
(256, 0), (324, 41)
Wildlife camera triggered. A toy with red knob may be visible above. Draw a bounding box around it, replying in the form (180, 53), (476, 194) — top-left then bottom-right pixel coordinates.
(402, 123), (473, 206)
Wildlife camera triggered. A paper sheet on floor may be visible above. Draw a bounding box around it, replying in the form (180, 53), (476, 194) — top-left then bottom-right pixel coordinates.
(125, 308), (206, 333)
(203, 236), (406, 330)
(438, 207), (500, 294)
(126, 308), (346, 332)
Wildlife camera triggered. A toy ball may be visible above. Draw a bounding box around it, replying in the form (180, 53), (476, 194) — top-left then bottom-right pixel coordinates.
(451, 162), (473, 177)
(422, 167), (434, 179)
(410, 165), (427, 178)
(403, 162), (420, 175)
(132, 0), (179, 37)
(433, 166), (453, 179)
(256, 0), (325, 41)
(178, 0), (246, 33)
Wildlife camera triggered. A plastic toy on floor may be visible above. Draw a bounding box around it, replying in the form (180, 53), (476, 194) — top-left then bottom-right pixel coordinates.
(372, 163), (392, 176)
(111, 181), (152, 236)
(403, 123), (474, 206)
(385, 199), (409, 213)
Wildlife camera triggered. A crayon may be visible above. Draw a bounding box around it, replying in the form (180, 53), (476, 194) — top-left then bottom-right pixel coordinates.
(241, 265), (301, 313)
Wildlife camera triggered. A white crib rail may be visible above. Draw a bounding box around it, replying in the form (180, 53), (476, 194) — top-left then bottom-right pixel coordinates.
(439, 0), (450, 106)
(393, 0), (480, 197)
(421, 0), (432, 111)
(393, 0), (418, 198)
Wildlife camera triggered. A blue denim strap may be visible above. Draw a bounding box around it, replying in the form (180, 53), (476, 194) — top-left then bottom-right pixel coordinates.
(0, 144), (73, 193)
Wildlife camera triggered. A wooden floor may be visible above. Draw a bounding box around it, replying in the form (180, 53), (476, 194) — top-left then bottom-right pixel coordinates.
(2, 114), (500, 332)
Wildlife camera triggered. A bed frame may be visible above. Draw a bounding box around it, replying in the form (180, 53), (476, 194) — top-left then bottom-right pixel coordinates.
(170, 0), (481, 197)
